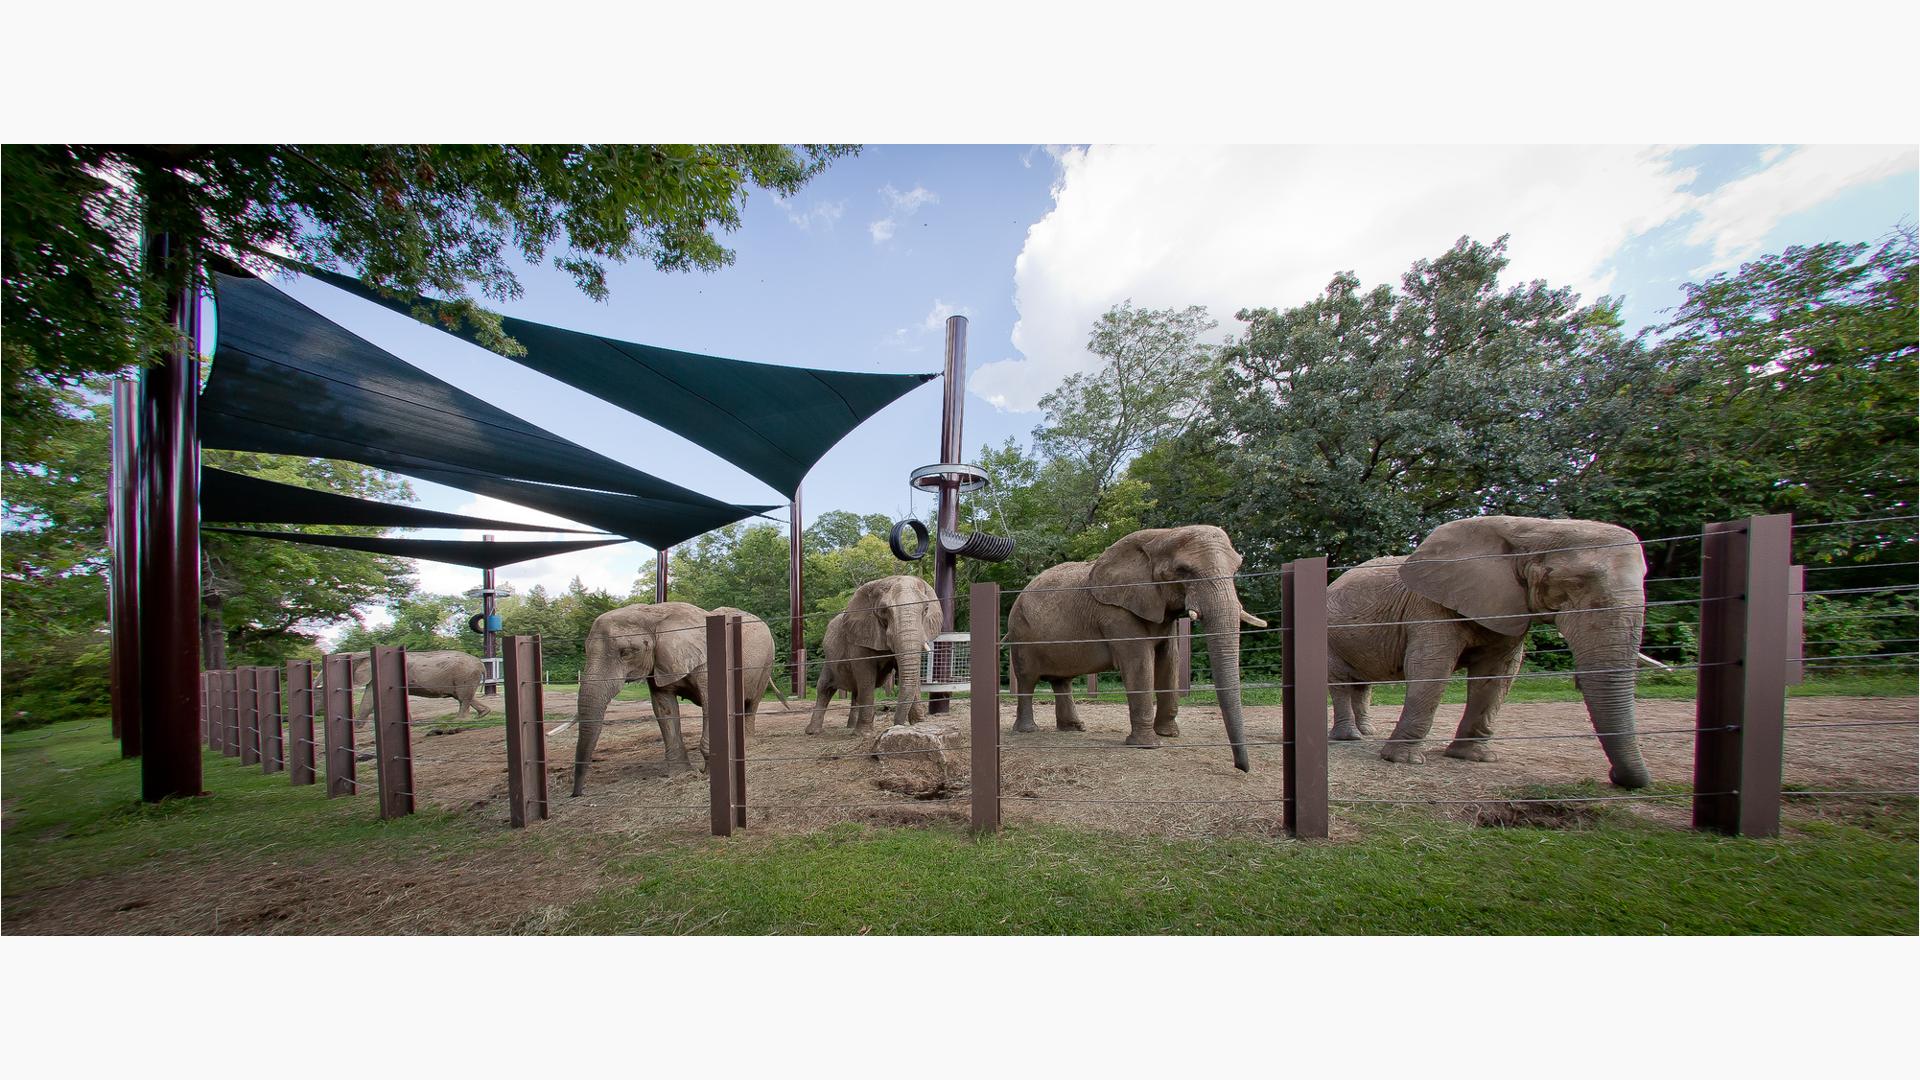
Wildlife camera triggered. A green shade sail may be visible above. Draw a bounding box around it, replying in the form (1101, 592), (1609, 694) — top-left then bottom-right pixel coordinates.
(280, 258), (939, 496)
(200, 467), (605, 534)
(204, 527), (626, 569)
(199, 268), (776, 548)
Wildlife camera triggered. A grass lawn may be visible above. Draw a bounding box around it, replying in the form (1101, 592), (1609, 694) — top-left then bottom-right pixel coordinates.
(5, 696), (1916, 935)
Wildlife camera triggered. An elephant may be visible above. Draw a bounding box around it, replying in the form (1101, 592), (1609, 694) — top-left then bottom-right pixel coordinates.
(569, 602), (787, 797)
(347, 649), (490, 722)
(1004, 526), (1268, 771)
(805, 576), (943, 736)
(1326, 515), (1655, 788)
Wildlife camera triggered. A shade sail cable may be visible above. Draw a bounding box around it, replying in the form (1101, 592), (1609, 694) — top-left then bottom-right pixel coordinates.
(203, 528), (627, 570)
(273, 257), (939, 496)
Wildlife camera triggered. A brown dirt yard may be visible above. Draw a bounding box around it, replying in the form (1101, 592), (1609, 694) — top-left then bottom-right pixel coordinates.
(415, 690), (1918, 841)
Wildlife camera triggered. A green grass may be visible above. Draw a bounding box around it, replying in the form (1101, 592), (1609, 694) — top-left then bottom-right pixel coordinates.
(8, 709), (1915, 935)
(544, 806), (1919, 935)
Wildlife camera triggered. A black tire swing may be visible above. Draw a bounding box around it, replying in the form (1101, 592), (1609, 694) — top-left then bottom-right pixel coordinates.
(889, 463), (1016, 564)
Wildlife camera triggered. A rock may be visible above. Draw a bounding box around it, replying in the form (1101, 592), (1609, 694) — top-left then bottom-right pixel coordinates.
(871, 722), (964, 798)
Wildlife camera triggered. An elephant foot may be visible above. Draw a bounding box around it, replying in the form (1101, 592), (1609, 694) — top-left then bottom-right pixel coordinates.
(805, 718), (825, 735)
(1609, 764), (1651, 789)
(1153, 719), (1180, 737)
(1013, 717), (1038, 734)
(1444, 740), (1497, 763)
(1330, 721), (1364, 741)
(1124, 728), (1162, 749)
(1379, 741), (1426, 765)
(1056, 717), (1085, 732)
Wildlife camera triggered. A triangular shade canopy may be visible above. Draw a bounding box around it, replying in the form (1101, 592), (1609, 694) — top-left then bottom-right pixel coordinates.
(200, 269), (775, 547)
(201, 467), (604, 534)
(281, 259), (939, 496)
(204, 528), (626, 570)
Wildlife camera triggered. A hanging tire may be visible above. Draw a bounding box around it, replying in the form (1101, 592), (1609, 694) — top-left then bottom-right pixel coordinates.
(889, 518), (930, 561)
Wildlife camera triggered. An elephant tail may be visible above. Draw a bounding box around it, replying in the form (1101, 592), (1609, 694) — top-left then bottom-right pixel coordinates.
(771, 678), (793, 711)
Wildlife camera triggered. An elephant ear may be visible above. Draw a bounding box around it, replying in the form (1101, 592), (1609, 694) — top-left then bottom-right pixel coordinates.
(1089, 533), (1172, 623)
(1399, 517), (1533, 637)
(915, 582), (945, 640)
(846, 583), (893, 652)
(652, 611), (708, 681)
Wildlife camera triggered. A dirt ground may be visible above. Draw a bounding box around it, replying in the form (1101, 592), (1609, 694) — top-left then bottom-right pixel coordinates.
(403, 691), (1920, 841)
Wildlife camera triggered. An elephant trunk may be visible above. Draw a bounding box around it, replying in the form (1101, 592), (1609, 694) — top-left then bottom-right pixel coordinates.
(1559, 605), (1651, 789)
(895, 613), (927, 725)
(1193, 583), (1252, 772)
(571, 634), (619, 797)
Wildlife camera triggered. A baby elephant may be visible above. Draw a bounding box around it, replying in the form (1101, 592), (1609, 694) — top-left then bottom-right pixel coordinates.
(349, 649), (490, 722)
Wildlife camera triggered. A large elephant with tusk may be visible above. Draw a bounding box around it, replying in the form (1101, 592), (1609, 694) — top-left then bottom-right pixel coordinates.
(1326, 515), (1660, 788)
(1004, 525), (1268, 771)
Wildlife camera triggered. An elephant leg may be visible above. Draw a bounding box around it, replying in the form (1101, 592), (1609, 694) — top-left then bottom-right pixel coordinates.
(1117, 645), (1160, 748)
(453, 694), (471, 722)
(651, 686), (691, 769)
(851, 665), (878, 735)
(1446, 646), (1523, 763)
(1380, 646), (1456, 765)
(744, 693), (760, 737)
(1012, 656), (1040, 733)
(470, 693), (490, 719)
(1152, 639), (1180, 737)
(807, 680), (835, 735)
(1051, 678), (1082, 731)
(1331, 684), (1369, 741)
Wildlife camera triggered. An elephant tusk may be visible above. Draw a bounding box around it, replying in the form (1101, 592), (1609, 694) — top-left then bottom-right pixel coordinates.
(924, 640), (934, 652)
(1187, 608), (1200, 621)
(1239, 610), (1268, 628)
(1636, 651), (1671, 670)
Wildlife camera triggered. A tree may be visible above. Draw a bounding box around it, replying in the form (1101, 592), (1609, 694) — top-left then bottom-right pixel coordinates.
(3, 143), (856, 460)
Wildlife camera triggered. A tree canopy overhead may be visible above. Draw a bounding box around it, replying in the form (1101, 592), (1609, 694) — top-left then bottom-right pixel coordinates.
(1, 143), (856, 457)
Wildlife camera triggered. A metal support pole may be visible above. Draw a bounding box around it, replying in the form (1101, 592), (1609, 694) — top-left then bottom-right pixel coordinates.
(969, 582), (1001, 833)
(1785, 565), (1805, 686)
(1693, 514), (1791, 837)
(286, 660), (316, 785)
(790, 486), (807, 697)
(1282, 557), (1329, 839)
(503, 635), (549, 827)
(259, 666), (284, 775)
(706, 613), (735, 837)
(110, 377), (141, 752)
(237, 666), (261, 766)
(481, 535), (499, 695)
(322, 654), (356, 798)
(730, 615), (748, 829)
(655, 548), (669, 603)
(136, 230), (203, 800)
(930, 315), (968, 715)
(369, 646), (414, 819)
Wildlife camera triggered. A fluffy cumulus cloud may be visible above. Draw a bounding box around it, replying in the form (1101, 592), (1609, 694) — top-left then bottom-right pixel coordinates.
(970, 144), (1916, 412)
(774, 193), (847, 232)
(1685, 144), (1917, 271)
(869, 183), (938, 243)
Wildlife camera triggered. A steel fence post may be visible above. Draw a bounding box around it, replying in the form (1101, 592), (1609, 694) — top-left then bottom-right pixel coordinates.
(1282, 557), (1330, 839)
(707, 614), (734, 837)
(322, 654), (356, 798)
(369, 645), (414, 819)
(286, 660), (316, 785)
(1694, 514), (1791, 836)
(969, 582), (1002, 834)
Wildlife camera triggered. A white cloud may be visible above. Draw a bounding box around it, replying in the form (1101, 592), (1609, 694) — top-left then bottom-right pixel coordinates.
(1685, 144), (1917, 271)
(972, 145), (1707, 412)
(922, 298), (970, 331)
(869, 183), (938, 244)
(776, 195), (847, 232)
(405, 494), (646, 600)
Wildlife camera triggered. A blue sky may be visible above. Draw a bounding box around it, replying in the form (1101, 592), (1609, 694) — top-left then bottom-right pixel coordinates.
(266, 144), (1917, 620)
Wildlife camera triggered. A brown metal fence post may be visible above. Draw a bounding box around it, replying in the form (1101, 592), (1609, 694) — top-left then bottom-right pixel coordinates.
(706, 614), (734, 837)
(322, 654), (356, 798)
(237, 666), (261, 766)
(369, 646), (414, 819)
(1282, 557), (1330, 839)
(206, 670), (225, 754)
(1694, 514), (1792, 837)
(1785, 564), (1806, 686)
(110, 377), (141, 756)
(223, 669), (241, 756)
(1177, 617), (1193, 693)
(259, 666), (284, 775)
(198, 672), (210, 746)
(969, 581), (1002, 834)
(502, 635), (550, 828)
(729, 615), (748, 828)
(286, 660), (316, 785)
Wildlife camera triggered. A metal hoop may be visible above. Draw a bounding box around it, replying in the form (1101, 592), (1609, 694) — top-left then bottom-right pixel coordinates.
(908, 462), (989, 494)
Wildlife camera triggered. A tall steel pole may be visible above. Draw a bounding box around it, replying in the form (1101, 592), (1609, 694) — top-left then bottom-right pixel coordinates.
(110, 377), (142, 754)
(655, 548), (669, 603)
(481, 534), (498, 695)
(930, 315), (967, 715)
(136, 230), (203, 801)
(789, 484), (806, 696)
